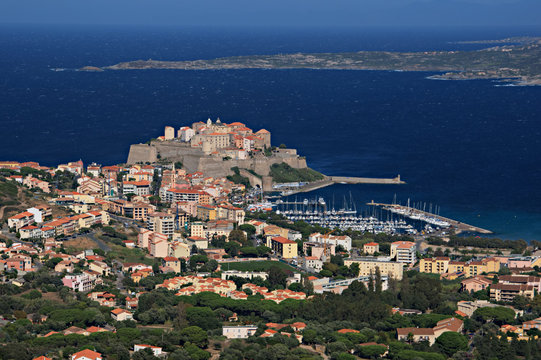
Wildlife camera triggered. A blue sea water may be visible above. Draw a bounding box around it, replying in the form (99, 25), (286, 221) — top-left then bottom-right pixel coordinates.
(0, 24), (540, 240)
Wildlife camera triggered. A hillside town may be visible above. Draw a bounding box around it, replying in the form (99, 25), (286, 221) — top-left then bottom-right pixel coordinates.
(1, 120), (541, 360)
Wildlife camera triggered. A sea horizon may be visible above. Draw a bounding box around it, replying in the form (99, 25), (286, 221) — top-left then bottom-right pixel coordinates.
(1, 24), (540, 240)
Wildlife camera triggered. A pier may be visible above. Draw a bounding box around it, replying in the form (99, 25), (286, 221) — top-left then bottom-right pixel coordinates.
(367, 201), (492, 235)
(278, 175), (405, 196)
(330, 175), (405, 185)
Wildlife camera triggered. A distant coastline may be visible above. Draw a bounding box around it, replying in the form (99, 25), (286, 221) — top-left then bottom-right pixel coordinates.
(79, 37), (541, 86)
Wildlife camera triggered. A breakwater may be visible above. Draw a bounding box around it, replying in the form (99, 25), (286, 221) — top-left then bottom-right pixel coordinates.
(367, 201), (493, 234)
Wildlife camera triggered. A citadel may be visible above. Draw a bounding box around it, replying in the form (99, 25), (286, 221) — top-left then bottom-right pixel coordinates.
(127, 118), (309, 188)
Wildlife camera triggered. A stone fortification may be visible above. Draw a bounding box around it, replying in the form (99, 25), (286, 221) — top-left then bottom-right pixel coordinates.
(127, 141), (307, 179)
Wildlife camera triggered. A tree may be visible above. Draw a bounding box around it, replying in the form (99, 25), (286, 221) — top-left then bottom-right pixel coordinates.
(435, 331), (468, 357)
(349, 263), (360, 277)
(473, 306), (515, 325)
(268, 266), (288, 288)
(356, 345), (388, 359)
(239, 224), (256, 237)
(181, 326), (208, 348)
(228, 229), (248, 246)
(186, 307), (220, 330)
(132, 348), (159, 360)
(375, 266), (382, 294)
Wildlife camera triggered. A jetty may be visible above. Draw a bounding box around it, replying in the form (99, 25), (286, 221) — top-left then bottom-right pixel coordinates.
(330, 175), (405, 185)
(279, 175), (404, 196)
(367, 201), (492, 235)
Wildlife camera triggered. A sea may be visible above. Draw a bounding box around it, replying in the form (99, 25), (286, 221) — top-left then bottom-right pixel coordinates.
(1, 24), (540, 240)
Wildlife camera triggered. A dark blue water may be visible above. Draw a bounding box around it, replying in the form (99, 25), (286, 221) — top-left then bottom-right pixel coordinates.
(1, 24), (540, 240)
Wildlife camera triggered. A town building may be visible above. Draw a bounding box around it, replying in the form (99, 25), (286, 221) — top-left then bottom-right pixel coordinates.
(344, 257), (404, 280)
(134, 344), (162, 356)
(111, 308), (133, 321)
(222, 325), (258, 339)
(308, 233), (352, 251)
(71, 349), (102, 360)
(269, 236), (298, 259)
(390, 241), (416, 264)
(363, 242), (379, 255)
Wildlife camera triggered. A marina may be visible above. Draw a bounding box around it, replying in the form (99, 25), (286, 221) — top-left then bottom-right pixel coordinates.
(367, 201), (493, 235)
(271, 193), (492, 236)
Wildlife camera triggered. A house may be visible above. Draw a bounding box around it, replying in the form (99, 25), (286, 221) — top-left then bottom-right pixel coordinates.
(169, 241), (191, 258)
(461, 276), (492, 292)
(222, 325), (258, 339)
(149, 233), (169, 258)
(62, 274), (95, 292)
(5, 255), (33, 272)
(134, 344), (162, 356)
(162, 256), (181, 273)
(304, 256), (323, 271)
(397, 317), (463, 345)
(55, 260), (74, 273)
(364, 242), (379, 255)
(111, 308), (133, 321)
(185, 236), (209, 250)
(71, 349), (102, 360)
(88, 292), (116, 307)
(89, 261), (111, 276)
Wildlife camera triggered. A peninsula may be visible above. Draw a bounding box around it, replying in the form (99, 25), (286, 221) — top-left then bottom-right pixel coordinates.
(128, 118), (405, 192)
(83, 37), (541, 85)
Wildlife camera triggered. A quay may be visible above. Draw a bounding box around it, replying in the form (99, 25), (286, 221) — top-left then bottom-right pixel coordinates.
(279, 175), (405, 196)
(330, 175), (405, 185)
(367, 201), (493, 235)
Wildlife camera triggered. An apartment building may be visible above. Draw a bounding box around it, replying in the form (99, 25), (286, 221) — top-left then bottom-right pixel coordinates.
(344, 257), (404, 280)
(270, 236), (298, 259)
(390, 241), (416, 264)
(147, 212), (174, 237)
(490, 283), (535, 301)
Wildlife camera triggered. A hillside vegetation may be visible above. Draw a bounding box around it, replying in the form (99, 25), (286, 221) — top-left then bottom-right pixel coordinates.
(270, 163), (324, 183)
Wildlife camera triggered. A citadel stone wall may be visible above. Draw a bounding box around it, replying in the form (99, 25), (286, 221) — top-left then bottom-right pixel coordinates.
(126, 140), (308, 179)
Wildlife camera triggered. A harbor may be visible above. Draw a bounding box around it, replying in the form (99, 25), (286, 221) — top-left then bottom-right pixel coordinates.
(267, 192), (493, 236)
(274, 195), (418, 235)
(367, 201), (493, 235)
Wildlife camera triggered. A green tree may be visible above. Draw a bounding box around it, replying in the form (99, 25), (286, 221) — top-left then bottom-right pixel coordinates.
(181, 325), (208, 348)
(186, 307), (220, 330)
(435, 331), (468, 357)
(268, 266), (288, 288)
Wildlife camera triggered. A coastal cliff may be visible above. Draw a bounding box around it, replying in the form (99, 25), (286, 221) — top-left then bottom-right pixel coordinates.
(85, 37), (541, 85)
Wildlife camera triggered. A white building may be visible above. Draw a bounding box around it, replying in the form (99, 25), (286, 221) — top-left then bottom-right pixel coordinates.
(222, 325), (258, 339)
(390, 241), (416, 264)
(134, 344), (162, 356)
(26, 207), (43, 223)
(221, 270), (269, 281)
(178, 126), (195, 142)
(308, 233), (352, 251)
(122, 181), (151, 196)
